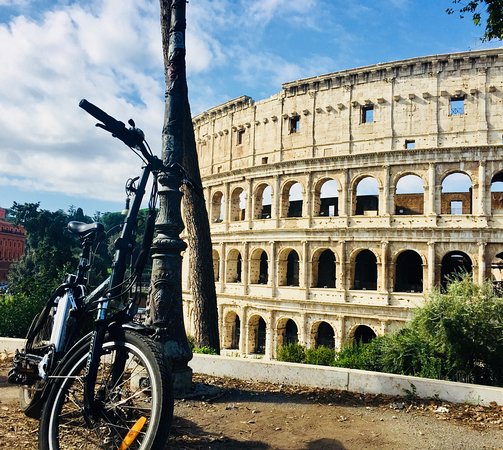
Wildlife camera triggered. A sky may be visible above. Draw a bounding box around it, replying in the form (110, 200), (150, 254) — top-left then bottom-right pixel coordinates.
(0, 0), (501, 216)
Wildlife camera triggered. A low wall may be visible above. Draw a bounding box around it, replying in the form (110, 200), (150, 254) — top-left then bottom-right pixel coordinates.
(3, 338), (501, 406)
(189, 354), (503, 406)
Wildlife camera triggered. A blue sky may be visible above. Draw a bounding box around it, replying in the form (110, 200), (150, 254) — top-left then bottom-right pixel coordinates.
(0, 0), (500, 215)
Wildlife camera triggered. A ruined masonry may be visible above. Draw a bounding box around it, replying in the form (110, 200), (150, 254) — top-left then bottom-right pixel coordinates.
(183, 48), (503, 358)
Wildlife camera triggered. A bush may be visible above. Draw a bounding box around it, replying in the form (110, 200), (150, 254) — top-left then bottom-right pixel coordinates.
(0, 292), (44, 338)
(332, 276), (503, 386)
(277, 343), (305, 363)
(304, 346), (336, 366)
(192, 346), (218, 355)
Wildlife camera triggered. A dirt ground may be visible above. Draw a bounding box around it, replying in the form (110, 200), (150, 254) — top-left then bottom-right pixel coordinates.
(1, 354), (502, 450)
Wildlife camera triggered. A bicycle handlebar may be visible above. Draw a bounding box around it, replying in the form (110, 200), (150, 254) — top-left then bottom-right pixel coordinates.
(79, 99), (144, 149)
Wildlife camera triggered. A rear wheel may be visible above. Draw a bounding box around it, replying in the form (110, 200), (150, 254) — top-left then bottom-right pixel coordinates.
(38, 331), (173, 450)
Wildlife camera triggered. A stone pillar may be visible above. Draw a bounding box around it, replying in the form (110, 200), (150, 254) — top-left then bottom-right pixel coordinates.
(266, 310), (275, 359)
(427, 241), (435, 292)
(239, 306), (247, 355)
(224, 182), (230, 231)
(478, 160), (487, 217)
(427, 163), (436, 216)
(246, 178), (253, 229)
(302, 241), (309, 295)
(380, 241), (389, 299)
(242, 242), (249, 294)
(269, 241), (277, 297)
(381, 165), (390, 216)
(218, 242), (226, 293)
(338, 240), (347, 294)
(478, 241), (487, 284)
(274, 175), (281, 227)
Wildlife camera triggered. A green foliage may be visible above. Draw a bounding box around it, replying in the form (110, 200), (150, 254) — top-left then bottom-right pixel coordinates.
(333, 276), (503, 386)
(447, 0), (503, 41)
(304, 346), (336, 366)
(277, 343), (305, 363)
(277, 343), (336, 366)
(192, 346), (218, 355)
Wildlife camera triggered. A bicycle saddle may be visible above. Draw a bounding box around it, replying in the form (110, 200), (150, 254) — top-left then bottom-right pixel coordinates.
(67, 221), (105, 238)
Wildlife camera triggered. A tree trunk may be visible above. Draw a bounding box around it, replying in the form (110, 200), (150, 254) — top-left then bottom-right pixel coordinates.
(159, 0), (220, 352)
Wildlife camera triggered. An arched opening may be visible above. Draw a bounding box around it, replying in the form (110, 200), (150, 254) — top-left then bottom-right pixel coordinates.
(441, 172), (472, 215)
(395, 174), (424, 215)
(230, 187), (246, 221)
(282, 181), (303, 217)
(315, 249), (336, 288)
(318, 179), (338, 217)
(440, 251), (472, 288)
(314, 322), (335, 348)
(211, 191), (224, 223)
(223, 312), (240, 350)
(394, 250), (423, 292)
(226, 249), (242, 283)
(255, 184), (272, 219)
(353, 250), (377, 290)
(249, 315), (266, 354)
(212, 249), (220, 282)
(286, 250), (300, 286)
(250, 249), (268, 284)
(355, 177), (379, 215)
(490, 252), (503, 293)
(490, 172), (503, 213)
(353, 325), (377, 344)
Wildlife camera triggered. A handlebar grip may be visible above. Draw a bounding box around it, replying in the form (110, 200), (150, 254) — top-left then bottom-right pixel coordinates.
(79, 99), (144, 148)
(79, 99), (124, 130)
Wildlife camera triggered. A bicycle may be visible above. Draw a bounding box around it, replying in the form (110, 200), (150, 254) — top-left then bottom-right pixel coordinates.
(9, 99), (176, 449)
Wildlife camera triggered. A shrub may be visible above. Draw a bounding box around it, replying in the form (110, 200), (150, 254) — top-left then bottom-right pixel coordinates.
(277, 343), (305, 363)
(192, 346), (218, 355)
(304, 346), (336, 366)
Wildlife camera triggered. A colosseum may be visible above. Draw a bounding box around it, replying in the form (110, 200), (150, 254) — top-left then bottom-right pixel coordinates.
(182, 47), (503, 358)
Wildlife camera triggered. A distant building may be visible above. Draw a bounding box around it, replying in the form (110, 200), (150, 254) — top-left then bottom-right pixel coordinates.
(0, 208), (26, 282)
(184, 48), (503, 358)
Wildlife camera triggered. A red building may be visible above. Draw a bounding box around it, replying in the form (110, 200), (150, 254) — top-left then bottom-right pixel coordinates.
(0, 208), (26, 283)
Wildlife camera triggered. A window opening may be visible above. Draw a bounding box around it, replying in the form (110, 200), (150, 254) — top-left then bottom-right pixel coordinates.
(287, 182), (303, 217)
(361, 104), (374, 123)
(405, 139), (416, 149)
(353, 250), (377, 290)
(284, 319), (298, 345)
(286, 251), (300, 286)
(261, 157), (268, 164)
(440, 251), (472, 289)
(450, 96), (465, 115)
(353, 325), (376, 344)
(355, 177), (379, 215)
(237, 128), (245, 145)
(231, 315), (240, 349)
(319, 179), (338, 217)
(259, 251), (268, 284)
(315, 322), (335, 348)
(450, 200), (463, 215)
(256, 318), (266, 354)
(289, 116), (300, 133)
(395, 250), (423, 292)
(395, 174), (424, 215)
(316, 249), (336, 288)
(236, 253), (242, 283)
(490, 172), (503, 212)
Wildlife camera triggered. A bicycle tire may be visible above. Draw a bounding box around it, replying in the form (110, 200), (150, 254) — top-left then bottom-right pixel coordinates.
(38, 330), (173, 450)
(19, 305), (56, 418)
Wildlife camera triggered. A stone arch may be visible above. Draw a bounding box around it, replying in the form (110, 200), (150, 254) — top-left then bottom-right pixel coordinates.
(248, 314), (267, 354)
(230, 186), (246, 221)
(311, 321), (335, 348)
(441, 171), (472, 215)
(250, 248), (269, 284)
(352, 249), (378, 290)
(350, 324), (377, 344)
(211, 191), (224, 223)
(353, 176), (379, 216)
(312, 248), (336, 288)
(226, 248), (242, 283)
(440, 250), (473, 288)
(254, 183), (273, 219)
(394, 173), (424, 215)
(281, 180), (304, 218)
(314, 178), (339, 217)
(278, 249), (300, 286)
(490, 171), (503, 213)
(222, 311), (241, 350)
(394, 249), (423, 292)
(212, 249), (220, 282)
(277, 317), (299, 348)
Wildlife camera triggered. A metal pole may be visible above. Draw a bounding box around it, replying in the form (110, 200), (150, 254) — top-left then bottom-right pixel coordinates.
(148, 0), (192, 393)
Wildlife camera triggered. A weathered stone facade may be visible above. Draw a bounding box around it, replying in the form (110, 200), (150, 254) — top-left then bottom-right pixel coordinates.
(183, 48), (503, 358)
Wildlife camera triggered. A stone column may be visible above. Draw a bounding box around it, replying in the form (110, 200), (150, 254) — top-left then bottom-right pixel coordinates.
(380, 241), (389, 300)
(478, 160), (487, 217)
(302, 241), (309, 296)
(269, 241), (277, 297)
(219, 242), (226, 293)
(381, 165), (390, 216)
(478, 241), (487, 284)
(247, 178), (253, 229)
(243, 242), (249, 294)
(224, 182), (230, 231)
(239, 306), (247, 355)
(427, 241), (435, 292)
(427, 163), (436, 216)
(274, 175), (281, 227)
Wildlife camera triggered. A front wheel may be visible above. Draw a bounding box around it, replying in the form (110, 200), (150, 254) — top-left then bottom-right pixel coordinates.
(38, 331), (173, 450)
